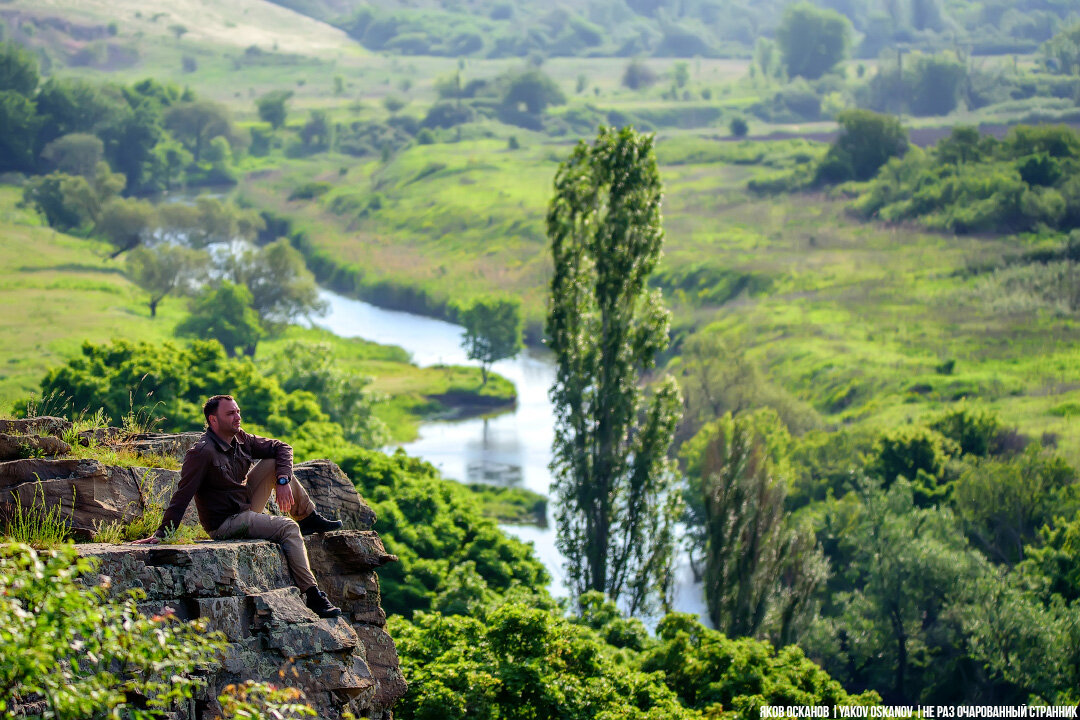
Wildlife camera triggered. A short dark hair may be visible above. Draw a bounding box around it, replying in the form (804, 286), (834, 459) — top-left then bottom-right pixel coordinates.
(203, 395), (235, 425)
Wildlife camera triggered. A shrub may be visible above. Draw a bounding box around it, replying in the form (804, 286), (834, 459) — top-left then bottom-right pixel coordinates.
(729, 116), (749, 137)
(0, 543), (224, 717)
(288, 181), (332, 201)
(622, 59), (657, 90)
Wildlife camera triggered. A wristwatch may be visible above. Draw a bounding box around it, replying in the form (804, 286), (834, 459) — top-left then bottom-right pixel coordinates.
(276, 476), (291, 486)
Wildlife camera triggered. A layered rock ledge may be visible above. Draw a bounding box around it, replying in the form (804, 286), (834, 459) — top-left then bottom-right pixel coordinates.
(0, 420), (406, 719)
(77, 533), (405, 719)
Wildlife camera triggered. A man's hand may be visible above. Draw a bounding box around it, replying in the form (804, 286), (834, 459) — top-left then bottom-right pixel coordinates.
(130, 536), (161, 545)
(276, 482), (294, 515)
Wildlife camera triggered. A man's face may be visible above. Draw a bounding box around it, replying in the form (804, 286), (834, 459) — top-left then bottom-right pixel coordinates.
(210, 398), (242, 436)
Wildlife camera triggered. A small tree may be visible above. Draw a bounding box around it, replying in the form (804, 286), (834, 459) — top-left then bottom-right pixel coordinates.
(164, 100), (234, 162)
(96, 196), (156, 258)
(298, 110), (334, 151)
(673, 61), (690, 88)
(225, 237), (326, 332)
(692, 412), (827, 642)
(255, 89), (293, 130)
(176, 281), (265, 357)
(0, 40), (39, 96)
(126, 243), (207, 317)
(547, 126), (683, 615)
(459, 296), (523, 384)
(502, 69), (566, 115)
(776, 2), (852, 80)
(39, 133), (104, 177)
(729, 116), (749, 137)
(621, 59), (658, 90)
(816, 109), (908, 184)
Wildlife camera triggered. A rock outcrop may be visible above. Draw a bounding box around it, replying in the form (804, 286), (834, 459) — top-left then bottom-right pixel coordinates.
(0, 420), (406, 719)
(78, 532), (405, 719)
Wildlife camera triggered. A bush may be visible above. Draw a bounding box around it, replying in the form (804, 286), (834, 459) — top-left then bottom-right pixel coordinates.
(0, 543), (224, 717)
(288, 181), (332, 201)
(422, 102), (475, 129)
(622, 59), (657, 90)
(729, 116), (749, 137)
(816, 109), (908, 184)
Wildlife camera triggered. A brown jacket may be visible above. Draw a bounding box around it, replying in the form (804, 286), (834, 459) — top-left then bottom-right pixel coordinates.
(155, 428), (293, 537)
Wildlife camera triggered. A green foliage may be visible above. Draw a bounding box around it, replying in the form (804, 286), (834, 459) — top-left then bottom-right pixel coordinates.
(905, 52), (968, 117)
(1021, 510), (1080, 602)
(217, 681), (317, 719)
(927, 404), (1001, 457)
(951, 446), (1078, 565)
(0, 542), (224, 718)
(0, 89), (39, 173)
(849, 124), (1080, 234)
(40, 133), (104, 177)
(126, 242), (208, 317)
(96, 195), (156, 256)
(336, 448), (548, 616)
(256, 89), (293, 130)
(961, 569), (1080, 705)
(0, 40), (38, 96)
(729, 116), (748, 138)
(463, 483), (547, 525)
(685, 411), (827, 644)
(858, 52), (969, 117)
(224, 237), (327, 331)
(297, 110), (335, 153)
(1041, 22), (1080, 75)
(547, 126), (682, 615)
(176, 282), (266, 357)
(288, 181), (332, 201)
(642, 612), (880, 714)
(775, 2), (852, 80)
(21, 172), (98, 232)
(265, 340), (388, 447)
(622, 59), (657, 90)
(459, 295), (523, 384)
(391, 602), (699, 720)
(164, 99), (237, 163)
(32, 338), (340, 448)
(868, 424), (957, 503)
(816, 109), (908, 184)
(502, 68), (566, 115)
(819, 478), (990, 703)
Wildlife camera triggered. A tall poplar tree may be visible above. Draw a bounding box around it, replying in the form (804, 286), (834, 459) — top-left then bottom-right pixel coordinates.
(546, 126), (682, 615)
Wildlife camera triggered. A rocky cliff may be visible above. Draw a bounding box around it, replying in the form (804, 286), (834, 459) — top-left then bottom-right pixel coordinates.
(0, 418), (407, 719)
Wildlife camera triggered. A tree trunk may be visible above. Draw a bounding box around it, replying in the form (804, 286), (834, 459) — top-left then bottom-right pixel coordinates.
(109, 236), (140, 259)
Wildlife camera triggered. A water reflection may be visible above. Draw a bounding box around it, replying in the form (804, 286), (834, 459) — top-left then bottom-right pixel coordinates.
(315, 289), (707, 621)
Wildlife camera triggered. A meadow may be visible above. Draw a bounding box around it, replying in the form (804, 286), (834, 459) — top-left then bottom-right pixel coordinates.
(0, 188), (511, 441)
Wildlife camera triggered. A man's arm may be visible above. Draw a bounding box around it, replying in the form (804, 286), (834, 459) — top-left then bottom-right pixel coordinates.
(245, 431), (293, 481)
(132, 446), (208, 543)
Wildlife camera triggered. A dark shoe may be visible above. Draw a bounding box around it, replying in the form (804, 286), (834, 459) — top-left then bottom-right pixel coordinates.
(305, 586), (341, 618)
(298, 512), (343, 536)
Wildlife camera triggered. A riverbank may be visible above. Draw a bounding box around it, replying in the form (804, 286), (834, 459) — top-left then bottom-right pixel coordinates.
(0, 187), (515, 443)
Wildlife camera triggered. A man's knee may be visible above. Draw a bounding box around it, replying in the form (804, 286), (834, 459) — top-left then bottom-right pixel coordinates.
(246, 514), (301, 542)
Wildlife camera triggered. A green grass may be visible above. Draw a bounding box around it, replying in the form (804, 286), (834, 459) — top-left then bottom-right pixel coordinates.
(0, 187), (514, 443)
(236, 136), (1080, 466)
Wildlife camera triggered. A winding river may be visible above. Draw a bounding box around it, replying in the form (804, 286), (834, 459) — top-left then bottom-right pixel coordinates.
(315, 289), (708, 619)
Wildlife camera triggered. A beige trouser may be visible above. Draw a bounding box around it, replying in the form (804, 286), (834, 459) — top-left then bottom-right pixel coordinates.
(210, 459), (319, 591)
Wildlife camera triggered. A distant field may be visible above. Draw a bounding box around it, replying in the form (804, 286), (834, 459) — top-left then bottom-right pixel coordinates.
(239, 136), (1080, 464)
(6, 0), (358, 56)
(0, 188), (509, 441)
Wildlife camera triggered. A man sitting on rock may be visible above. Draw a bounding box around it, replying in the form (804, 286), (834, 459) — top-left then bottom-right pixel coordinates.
(133, 394), (344, 618)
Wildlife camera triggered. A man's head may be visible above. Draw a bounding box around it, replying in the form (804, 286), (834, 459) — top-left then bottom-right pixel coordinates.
(204, 395), (242, 438)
